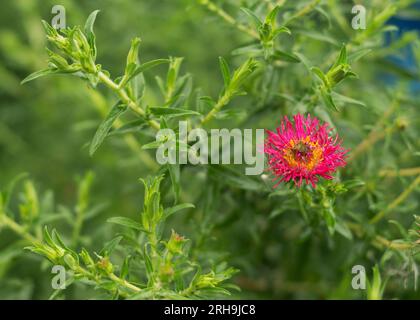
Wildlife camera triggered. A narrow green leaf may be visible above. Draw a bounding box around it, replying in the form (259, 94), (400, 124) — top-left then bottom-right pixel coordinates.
(163, 203), (195, 220)
(240, 8), (263, 28)
(167, 163), (180, 204)
(265, 5), (281, 26)
(21, 69), (57, 85)
(272, 26), (291, 38)
(126, 59), (169, 83)
(120, 256), (131, 279)
(149, 107), (201, 118)
(84, 10), (100, 36)
(348, 48), (372, 63)
(320, 87), (338, 111)
(273, 50), (301, 63)
(331, 92), (366, 108)
(107, 217), (148, 233)
(311, 67), (328, 85)
(218, 57), (231, 89)
(333, 44), (348, 68)
(141, 140), (164, 150)
(84, 10), (100, 58)
(100, 235), (123, 256)
(89, 102), (127, 156)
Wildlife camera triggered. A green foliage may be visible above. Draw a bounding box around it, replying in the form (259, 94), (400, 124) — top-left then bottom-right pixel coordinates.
(20, 175), (236, 299)
(1, 0), (420, 300)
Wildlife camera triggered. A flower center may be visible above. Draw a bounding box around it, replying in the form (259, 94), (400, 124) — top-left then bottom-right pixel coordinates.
(283, 136), (323, 170)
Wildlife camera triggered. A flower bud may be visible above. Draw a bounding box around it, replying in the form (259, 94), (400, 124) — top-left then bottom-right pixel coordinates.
(166, 230), (187, 254)
(96, 256), (114, 274)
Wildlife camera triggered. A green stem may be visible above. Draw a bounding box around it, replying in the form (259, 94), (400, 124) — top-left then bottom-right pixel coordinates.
(284, 0), (321, 26)
(0, 213), (41, 244)
(370, 175), (420, 224)
(201, 92), (231, 124)
(108, 273), (142, 293)
(348, 100), (399, 163)
(379, 167), (420, 178)
(198, 0), (259, 39)
(98, 71), (160, 130)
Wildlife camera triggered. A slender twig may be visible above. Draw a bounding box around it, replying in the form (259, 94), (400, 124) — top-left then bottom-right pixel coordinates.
(370, 175), (420, 224)
(348, 100), (399, 163)
(346, 222), (412, 250)
(284, 0), (321, 26)
(372, 235), (413, 251)
(0, 214), (40, 244)
(379, 167), (420, 178)
(197, 0), (259, 39)
(201, 91), (230, 125)
(108, 273), (142, 293)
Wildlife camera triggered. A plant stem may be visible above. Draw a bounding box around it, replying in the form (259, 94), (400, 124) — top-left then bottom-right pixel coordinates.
(372, 235), (413, 250)
(370, 175), (420, 224)
(108, 273), (142, 293)
(348, 100), (399, 163)
(284, 0), (321, 26)
(97, 71), (160, 130)
(0, 213), (40, 244)
(346, 222), (412, 250)
(201, 92), (230, 124)
(379, 167), (420, 178)
(198, 0), (259, 39)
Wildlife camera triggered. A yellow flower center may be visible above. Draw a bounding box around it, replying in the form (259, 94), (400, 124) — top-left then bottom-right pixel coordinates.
(283, 136), (323, 170)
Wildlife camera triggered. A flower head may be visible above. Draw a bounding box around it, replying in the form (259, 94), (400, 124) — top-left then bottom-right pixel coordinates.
(264, 113), (347, 187)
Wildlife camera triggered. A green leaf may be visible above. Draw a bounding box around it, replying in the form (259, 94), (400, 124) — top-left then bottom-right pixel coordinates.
(2, 173), (28, 209)
(231, 44), (263, 57)
(331, 92), (366, 108)
(333, 44), (348, 68)
(43, 227), (58, 250)
(141, 140), (165, 150)
(163, 203), (195, 220)
(319, 87), (338, 111)
(323, 207), (336, 235)
(240, 8), (263, 28)
(100, 236), (123, 256)
(149, 107), (201, 118)
(89, 102), (127, 156)
(84, 10), (100, 58)
(265, 5), (281, 26)
(209, 165), (267, 192)
(272, 50), (301, 63)
(348, 48), (372, 63)
(167, 163), (180, 203)
(125, 37), (141, 72)
(108, 119), (146, 136)
(107, 217), (148, 233)
(21, 69), (58, 85)
(272, 26), (291, 38)
(143, 246), (154, 279)
(335, 219), (353, 240)
(343, 179), (365, 189)
(311, 67), (328, 86)
(84, 10), (100, 35)
(296, 30), (339, 46)
(126, 59), (169, 83)
(218, 57), (231, 89)
(120, 256), (131, 280)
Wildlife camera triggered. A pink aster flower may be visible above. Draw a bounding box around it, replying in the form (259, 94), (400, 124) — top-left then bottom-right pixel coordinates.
(264, 113), (347, 187)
